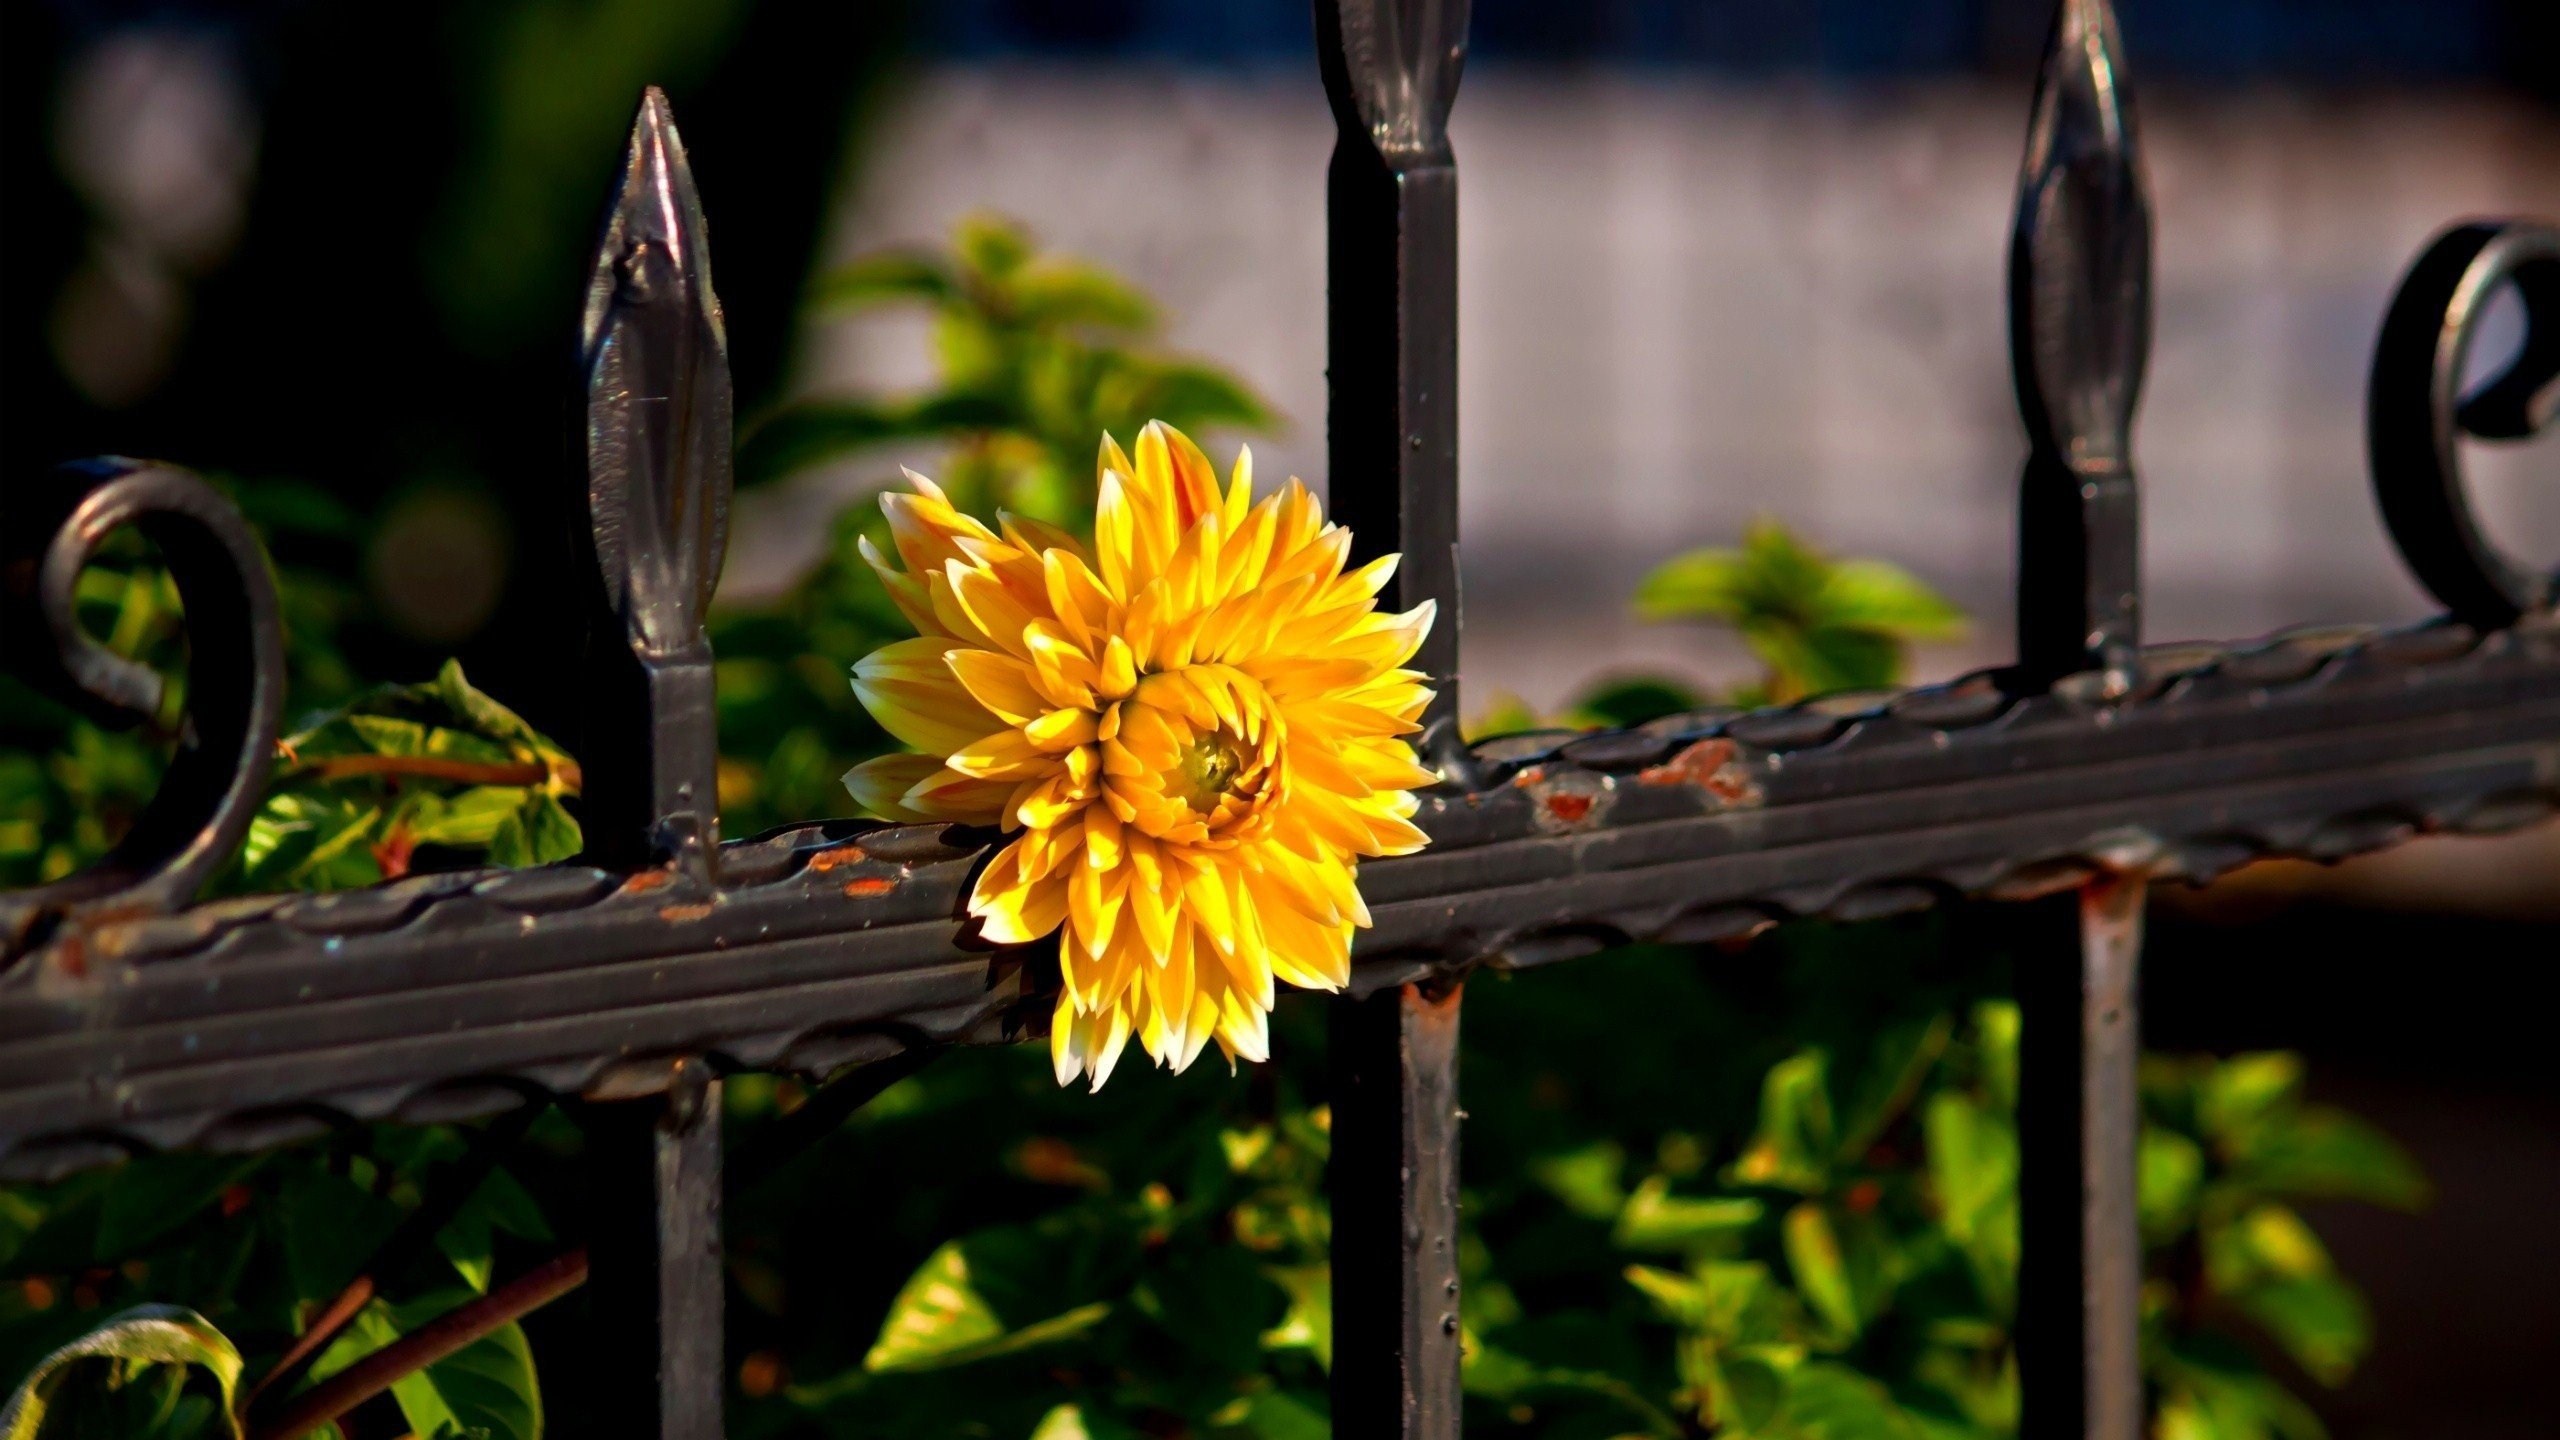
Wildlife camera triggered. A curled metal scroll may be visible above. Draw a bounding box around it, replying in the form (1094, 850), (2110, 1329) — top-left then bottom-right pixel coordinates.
(2369, 220), (2560, 629)
(0, 460), (285, 940)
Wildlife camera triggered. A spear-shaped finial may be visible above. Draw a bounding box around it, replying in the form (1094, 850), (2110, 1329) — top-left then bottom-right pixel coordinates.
(1315, 0), (1470, 161)
(578, 88), (732, 880)
(2009, 0), (2152, 693)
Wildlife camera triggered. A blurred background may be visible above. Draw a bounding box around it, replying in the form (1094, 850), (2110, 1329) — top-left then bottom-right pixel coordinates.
(3, 1), (2554, 1435)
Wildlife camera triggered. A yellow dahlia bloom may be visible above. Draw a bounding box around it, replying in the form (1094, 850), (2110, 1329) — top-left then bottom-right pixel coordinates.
(843, 422), (1436, 1088)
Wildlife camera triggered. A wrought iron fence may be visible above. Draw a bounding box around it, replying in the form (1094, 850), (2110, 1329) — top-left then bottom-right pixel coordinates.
(3, 0), (2555, 1435)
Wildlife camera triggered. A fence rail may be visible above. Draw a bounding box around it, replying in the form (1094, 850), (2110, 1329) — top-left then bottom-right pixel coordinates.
(3, 0), (2554, 1435)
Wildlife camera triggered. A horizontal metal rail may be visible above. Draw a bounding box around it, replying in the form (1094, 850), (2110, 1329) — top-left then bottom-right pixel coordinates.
(2, 616), (2549, 1174)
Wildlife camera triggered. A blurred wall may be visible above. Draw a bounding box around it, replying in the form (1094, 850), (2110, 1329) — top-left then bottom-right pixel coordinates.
(763, 67), (2560, 712)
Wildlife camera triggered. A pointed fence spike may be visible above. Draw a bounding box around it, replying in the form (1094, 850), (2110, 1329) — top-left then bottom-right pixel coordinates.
(2010, 0), (2152, 692)
(584, 86), (733, 658)
(576, 88), (732, 882)
(1316, 0), (1471, 160)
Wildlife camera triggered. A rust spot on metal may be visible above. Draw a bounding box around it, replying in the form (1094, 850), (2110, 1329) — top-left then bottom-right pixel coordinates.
(657, 902), (715, 922)
(807, 844), (870, 873)
(619, 868), (675, 895)
(1636, 738), (1761, 805)
(841, 877), (896, 898)
(1516, 766), (1613, 833)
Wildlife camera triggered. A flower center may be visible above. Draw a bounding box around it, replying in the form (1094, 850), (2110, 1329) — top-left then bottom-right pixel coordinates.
(1172, 731), (1250, 813)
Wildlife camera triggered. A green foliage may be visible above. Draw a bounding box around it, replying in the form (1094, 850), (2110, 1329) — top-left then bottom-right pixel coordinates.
(246, 660), (581, 891)
(739, 214), (1277, 517)
(1636, 516), (1965, 705)
(718, 1052), (1334, 1438)
(712, 216), (1278, 835)
(0, 1125), (556, 1440)
(1, 1306), (241, 1440)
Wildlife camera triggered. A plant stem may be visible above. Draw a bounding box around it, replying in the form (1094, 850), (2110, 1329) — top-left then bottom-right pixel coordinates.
(249, 1249), (589, 1440)
(286, 753), (580, 790)
(240, 1103), (544, 1422)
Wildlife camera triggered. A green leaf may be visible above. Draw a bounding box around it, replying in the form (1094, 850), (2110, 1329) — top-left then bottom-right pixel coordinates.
(1633, 548), (1752, 622)
(1009, 263), (1157, 333)
(1729, 1051), (1834, 1192)
(1613, 1177), (1763, 1256)
(1781, 1203), (1864, 1339)
(391, 1319), (542, 1440)
(955, 214), (1034, 280)
(734, 393), (1014, 484)
(1530, 1141), (1627, 1222)
(2234, 1275), (2371, 1388)
(863, 1238), (1112, 1373)
(1027, 1403), (1143, 1440)
(90, 1154), (263, 1264)
(488, 793), (581, 869)
(323, 1299), (541, 1440)
(2138, 1129), (2207, 1241)
(1923, 1093), (2018, 1310)
(1, 1306), (244, 1440)
(1781, 1361), (1931, 1440)
(2199, 1053), (2304, 1139)
(810, 251), (961, 311)
(2231, 1107), (2429, 1211)
(864, 1239), (1004, 1370)
(1815, 560), (1967, 641)
(1464, 1345), (1685, 1438)
(1115, 361), (1274, 435)
(1259, 1264), (1332, 1370)
(1229, 1389), (1331, 1440)
(1834, 1014), (1953, 1162)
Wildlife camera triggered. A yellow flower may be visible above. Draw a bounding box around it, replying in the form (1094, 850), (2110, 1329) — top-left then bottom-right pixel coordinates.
(844, 421), (1436, 1087)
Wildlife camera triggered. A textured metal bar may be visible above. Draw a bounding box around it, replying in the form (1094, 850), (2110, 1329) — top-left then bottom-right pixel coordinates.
(578, 88), (734, 884)
(2010, 0), (2151, 693)
(1330, 981), (1464, 1439)
(581, 1057), (725, 1440)
(5, 625), (2556, 1173)
(2016, 878), (2143, 1440)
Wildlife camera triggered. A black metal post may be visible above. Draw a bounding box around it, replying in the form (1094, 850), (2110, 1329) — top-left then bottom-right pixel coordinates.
(581, 1058), (726, 1440)
(2009, 0), (2151, 693)
(2016, 880), (2144, 1440)
(1330, 981), (1465, 1437)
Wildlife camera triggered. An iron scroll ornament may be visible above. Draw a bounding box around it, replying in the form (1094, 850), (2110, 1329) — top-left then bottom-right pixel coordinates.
(0, 460), (285, 942)
(2369, 219), (2560, 629)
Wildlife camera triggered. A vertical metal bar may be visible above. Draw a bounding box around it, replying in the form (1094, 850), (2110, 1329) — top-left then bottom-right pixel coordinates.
(2007, 7), (2150, 1429)
(1330, 981), (1465, 1437)
(578, 87), (734, 884)
(1315, 0), (1471, 773)
(582, 1059), (726, 1440)
(1315, 5), (1472, 1435)
(2009, 0), (2151, 693)
(2017, 879), (2144, 1440)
